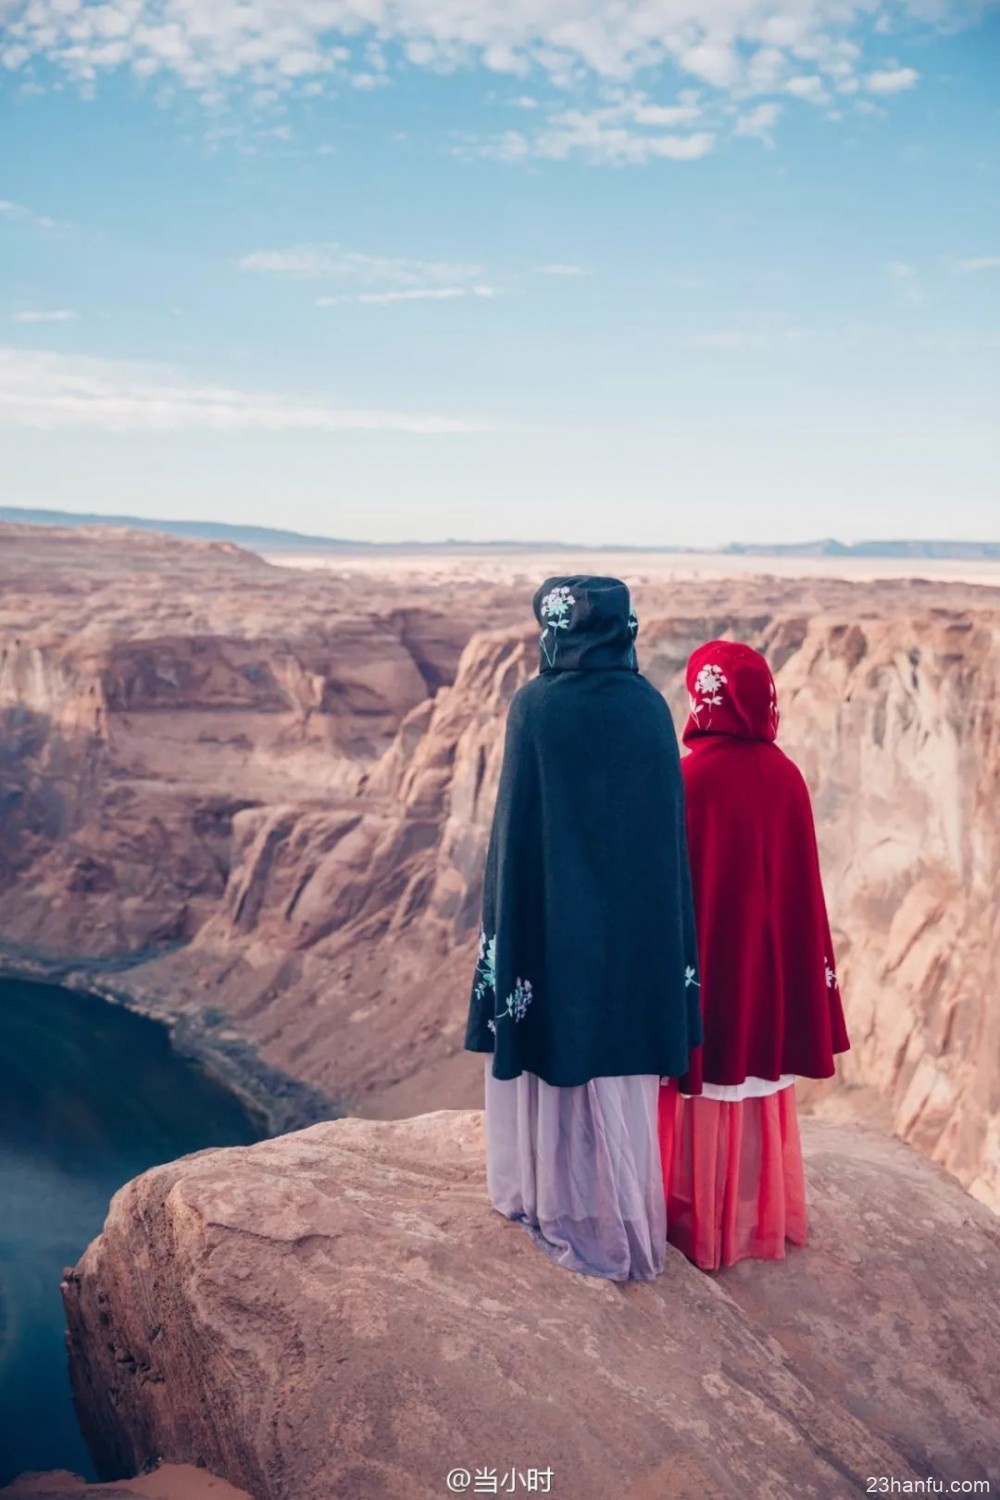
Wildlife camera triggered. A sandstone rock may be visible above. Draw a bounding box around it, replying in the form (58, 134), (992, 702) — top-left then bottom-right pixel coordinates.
(0, 1464), (250, 1500)
(62, 1112), (1000, 1500)
(0, 524), (505, 964)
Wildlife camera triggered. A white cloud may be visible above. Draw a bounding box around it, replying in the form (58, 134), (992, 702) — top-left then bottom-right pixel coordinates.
(679, 41), (739, 89)
(734, 101), (782, 145)
(0, 346), (490, 434)
(0, 197), (58, 231)
(317, 285), (499, 304)
(240, 244), (484, 286)
(785, 74), (829, 104)
(744, 45), (788, 92)
(242, 242), (500, 305)
(951, 256), (1000, 275)
(542, 119), (715, 163)
(0, 0), (947, 110)
(479, 94), (714, 163)
(480, 129), (533, 160)
(535, 263), (590, 276)
(757, 14), (807, 48)
(865, 65), (919, 93)
(11, 308), (80, 323)
(630, 101), (702, 127)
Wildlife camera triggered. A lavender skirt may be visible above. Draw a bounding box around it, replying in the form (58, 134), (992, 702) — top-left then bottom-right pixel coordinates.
(484, 1061), (665, 1282)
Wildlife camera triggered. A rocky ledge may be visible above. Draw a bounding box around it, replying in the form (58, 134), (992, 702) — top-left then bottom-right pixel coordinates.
(0, 1466), (249, 1500)
(61, 1112), (999, 1500)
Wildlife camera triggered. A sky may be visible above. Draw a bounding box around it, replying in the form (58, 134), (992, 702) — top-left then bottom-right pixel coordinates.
(0, 0), (998, 547)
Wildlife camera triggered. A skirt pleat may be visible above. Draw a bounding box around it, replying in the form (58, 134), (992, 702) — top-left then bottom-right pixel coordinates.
(484, 1062), (665, 1282)
(658, 1079), (808, 1271)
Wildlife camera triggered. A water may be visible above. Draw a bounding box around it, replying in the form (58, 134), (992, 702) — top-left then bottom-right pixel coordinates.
(0, 977), (263, 1483)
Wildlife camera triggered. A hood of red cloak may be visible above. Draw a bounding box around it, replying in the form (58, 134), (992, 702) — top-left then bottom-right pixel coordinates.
(682, 640), (779, 747)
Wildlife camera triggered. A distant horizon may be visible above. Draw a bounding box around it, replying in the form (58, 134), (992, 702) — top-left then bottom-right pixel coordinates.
(3, 504), (999, 559)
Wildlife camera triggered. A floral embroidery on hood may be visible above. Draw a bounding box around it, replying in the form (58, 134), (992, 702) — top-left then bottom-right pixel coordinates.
(689, 663), (728, 726)
(682, 641), (780, 746)
(532, 576), (640, 674)
(538, 585), (576, 668)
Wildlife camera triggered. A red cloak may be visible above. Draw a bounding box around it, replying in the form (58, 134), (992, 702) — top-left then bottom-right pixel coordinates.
(679, 641), (849, 1092)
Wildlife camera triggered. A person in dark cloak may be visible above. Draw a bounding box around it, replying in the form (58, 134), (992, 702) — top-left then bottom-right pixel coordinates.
(465, 576), (701, 1281)
(658, 640), (851, 1270)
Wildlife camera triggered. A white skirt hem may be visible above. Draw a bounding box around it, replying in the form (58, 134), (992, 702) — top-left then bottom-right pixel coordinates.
(484, 1061), (665, 1283)
(684, 1073), (797, 1103)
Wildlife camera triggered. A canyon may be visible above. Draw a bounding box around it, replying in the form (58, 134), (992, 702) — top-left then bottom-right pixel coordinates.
(0, 520), (998, 1208)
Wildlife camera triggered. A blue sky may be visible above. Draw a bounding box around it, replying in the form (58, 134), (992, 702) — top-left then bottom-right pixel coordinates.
(1, 0), (998, 546)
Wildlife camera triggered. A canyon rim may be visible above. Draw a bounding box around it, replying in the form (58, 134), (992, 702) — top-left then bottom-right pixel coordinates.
(1, 520), (996, 1207)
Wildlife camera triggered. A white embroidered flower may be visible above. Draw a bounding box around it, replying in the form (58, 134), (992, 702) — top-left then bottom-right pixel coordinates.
(540, 586), (575, 666)
(487, 1019), (496, 1035)
(825, 957), (837, 989)
(690, 661), (729, 725)
(684, 965), (700, 988)
(494, 977), (534, 1025)
(473, 929), (497, 1003)
(540, 586), (575, 624)
(694, 663), (727, 705)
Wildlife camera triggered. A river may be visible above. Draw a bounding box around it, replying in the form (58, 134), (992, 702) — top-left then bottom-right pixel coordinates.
(0, 976), (262, 1484)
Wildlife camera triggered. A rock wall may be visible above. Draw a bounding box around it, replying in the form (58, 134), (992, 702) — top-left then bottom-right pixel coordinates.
(0, 619), (461, 956)
(61, 1111), (1000, 1500)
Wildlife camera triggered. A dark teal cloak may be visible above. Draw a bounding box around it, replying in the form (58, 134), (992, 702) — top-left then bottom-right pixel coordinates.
(465, 576), (702, 1086)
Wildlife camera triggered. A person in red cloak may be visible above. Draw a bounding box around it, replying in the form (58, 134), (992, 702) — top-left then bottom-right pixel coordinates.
(659, 640), (850, 1271)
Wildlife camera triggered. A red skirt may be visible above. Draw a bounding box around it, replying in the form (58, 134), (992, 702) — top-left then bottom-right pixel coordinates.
(658, 1080), (808, 1271)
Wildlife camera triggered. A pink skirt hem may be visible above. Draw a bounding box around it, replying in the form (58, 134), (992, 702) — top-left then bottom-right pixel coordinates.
(658, 1079), (808, 1272)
